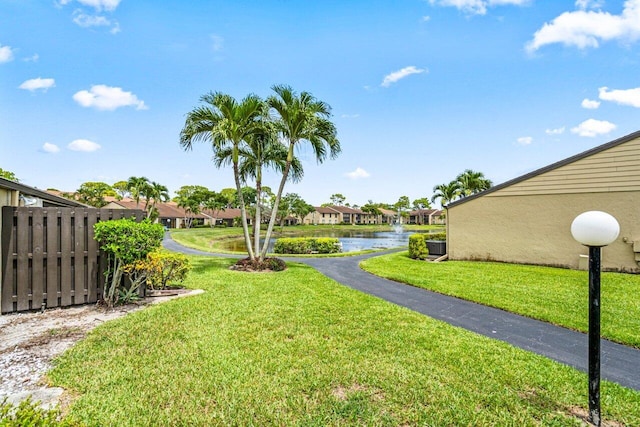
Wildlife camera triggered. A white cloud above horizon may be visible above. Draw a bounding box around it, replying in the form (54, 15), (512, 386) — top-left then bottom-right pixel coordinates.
(381, 66), (427, 87)
(428, 0), (530, 16)
(211, 34), (224, 52)
(58, 0), (121, 12)
(68, 139), (101, 152)
(73, 85), (148, 110)
(545, 126), (565, 135)
(527, 0), (640, 52)
(0, 43), (14, 63)
(42, 142), (60, 153)
(345, 167), (371, 179)
(570, 118), (616, 137)
(72, 10), (120, 33)
(581, 98), (600, 109)
(19, 78), (56, 92)
(599, 86), (640, 108)
(517, 136), (533, 145)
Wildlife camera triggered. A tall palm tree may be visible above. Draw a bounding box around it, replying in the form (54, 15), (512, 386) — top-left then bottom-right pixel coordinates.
(179, 92), (264, 260)
(260, 85), (341, 259)
(431, 181), (461, 208)
(145, 181), (170, 220)
(456, 169), (492, 197)
(214, 123), (303, 256)
(127, 176), (150, 209)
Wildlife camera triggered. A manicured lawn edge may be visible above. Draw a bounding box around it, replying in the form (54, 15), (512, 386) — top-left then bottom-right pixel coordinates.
(359, 251), (640, 348)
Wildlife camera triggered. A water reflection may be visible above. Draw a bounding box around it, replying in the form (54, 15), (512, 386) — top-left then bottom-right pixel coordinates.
(222, 230), (423, 253)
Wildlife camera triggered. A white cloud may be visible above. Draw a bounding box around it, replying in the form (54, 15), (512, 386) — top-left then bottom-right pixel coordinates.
(23, 54), (39, 62)
(73, 11), (111, 27)
(340, 114), (360, 119)
(72, 10), (119, 32)
(421, 16), (431, 22)
(598, 86), (640, 108)
(381, 66), (427, 87)
(575, 0), (604, 10)
(0, 44), (14, 63)
(545, 126), (566, 135)
(345, 167), (371, 179)
(211, 34), (224, 52)
(570, 118), (616, 137)
(517, 136), (533, 145)
(19, 78), (56, 92)
(60, 0), (121, 12)
(73, 85), (148, 111)
(581, 98), (600, 109)
(68, 139), (101, 152)
(526, 0), (640, 52)
(428, 0), (530, 16)
(42, 142), (60, 153)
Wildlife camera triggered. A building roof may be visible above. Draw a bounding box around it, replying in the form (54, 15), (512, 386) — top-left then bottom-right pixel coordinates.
(202, 208), (242, 220)
(107, 198), (207, 219)
(447, 129), (640, 209)
(1, 177), (86, 207)
(409, 209), (443, 216)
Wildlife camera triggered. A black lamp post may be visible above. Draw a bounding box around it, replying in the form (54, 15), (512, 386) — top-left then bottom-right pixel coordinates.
(571, 211), (620, 427)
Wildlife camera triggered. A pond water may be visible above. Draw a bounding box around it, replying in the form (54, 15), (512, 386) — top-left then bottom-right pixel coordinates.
(222, 229), (427, 253)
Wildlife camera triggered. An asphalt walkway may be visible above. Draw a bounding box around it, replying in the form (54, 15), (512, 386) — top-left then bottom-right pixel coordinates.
(163, 235), (640, 391)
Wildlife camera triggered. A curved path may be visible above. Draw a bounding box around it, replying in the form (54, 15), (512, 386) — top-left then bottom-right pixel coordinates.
(163, 235), (640, 391)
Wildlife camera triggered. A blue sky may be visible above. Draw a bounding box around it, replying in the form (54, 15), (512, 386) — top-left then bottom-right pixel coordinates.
(2, 0), (640, 207)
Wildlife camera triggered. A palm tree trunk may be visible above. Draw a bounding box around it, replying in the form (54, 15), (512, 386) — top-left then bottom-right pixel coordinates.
(234, 160), (255, 260)
(254, 165), (262, 260)
(260, 144), (293, 260)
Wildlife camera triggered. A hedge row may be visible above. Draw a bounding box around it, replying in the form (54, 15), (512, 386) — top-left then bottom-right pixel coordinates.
(274, 237), (342, 254)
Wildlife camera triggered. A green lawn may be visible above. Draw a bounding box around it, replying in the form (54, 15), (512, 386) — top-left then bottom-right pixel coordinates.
(49, 256), (640, 426)
(360, 251), (640, 348)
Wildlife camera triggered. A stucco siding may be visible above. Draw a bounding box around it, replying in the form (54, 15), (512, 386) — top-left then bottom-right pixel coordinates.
(491, 136), (640, 197)
(447, 191), (640, 272)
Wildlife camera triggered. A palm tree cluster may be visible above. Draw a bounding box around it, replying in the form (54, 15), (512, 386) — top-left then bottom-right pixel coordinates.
(431, 169), (493, 208)
(180, 85), (341, 264)
(119, 176), (170, 220)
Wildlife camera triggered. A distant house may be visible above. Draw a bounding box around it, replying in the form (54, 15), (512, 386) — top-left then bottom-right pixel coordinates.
(408, 209), (444, 225)
(303, 206), (341, 225)
(202, 208), (248, 227)
(329, 206), (363, 224)
(104, 198), (209, 228)
(303, 205), (380, 225)
(446, 130), (640, 272)
(379, 208), (399, 225)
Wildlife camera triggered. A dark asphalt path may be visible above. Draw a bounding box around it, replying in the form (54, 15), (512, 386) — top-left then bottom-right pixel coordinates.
(163, 235), (640, 391)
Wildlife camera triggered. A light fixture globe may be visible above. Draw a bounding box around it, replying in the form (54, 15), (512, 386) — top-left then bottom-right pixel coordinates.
(571, 211), (620, 247)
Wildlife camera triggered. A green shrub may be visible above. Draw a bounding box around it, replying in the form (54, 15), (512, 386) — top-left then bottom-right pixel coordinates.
(274, 237), (341, 254)
(144, 251), (191, 290)
(94, 219), (164, 306)
(0, 397), (79, 426)
(408, 234), (429, 260)
(427, 231), (446, 241)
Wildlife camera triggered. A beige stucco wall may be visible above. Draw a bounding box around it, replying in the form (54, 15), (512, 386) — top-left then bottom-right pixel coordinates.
(447, 191), (640, 272)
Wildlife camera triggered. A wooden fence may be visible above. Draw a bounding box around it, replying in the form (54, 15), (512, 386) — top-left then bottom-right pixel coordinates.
(1, 206), (144, 314)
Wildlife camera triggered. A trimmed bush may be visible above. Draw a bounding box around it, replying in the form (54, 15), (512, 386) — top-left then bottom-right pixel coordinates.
(274, 237), (341, 254)
(428, 231), (447, 241)
(408, 234), (429, 260)
(94, 218), (164, 306)
(144, 251), (191, 290)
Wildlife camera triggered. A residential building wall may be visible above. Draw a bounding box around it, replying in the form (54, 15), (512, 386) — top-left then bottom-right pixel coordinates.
(447, 133), (640, 272)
